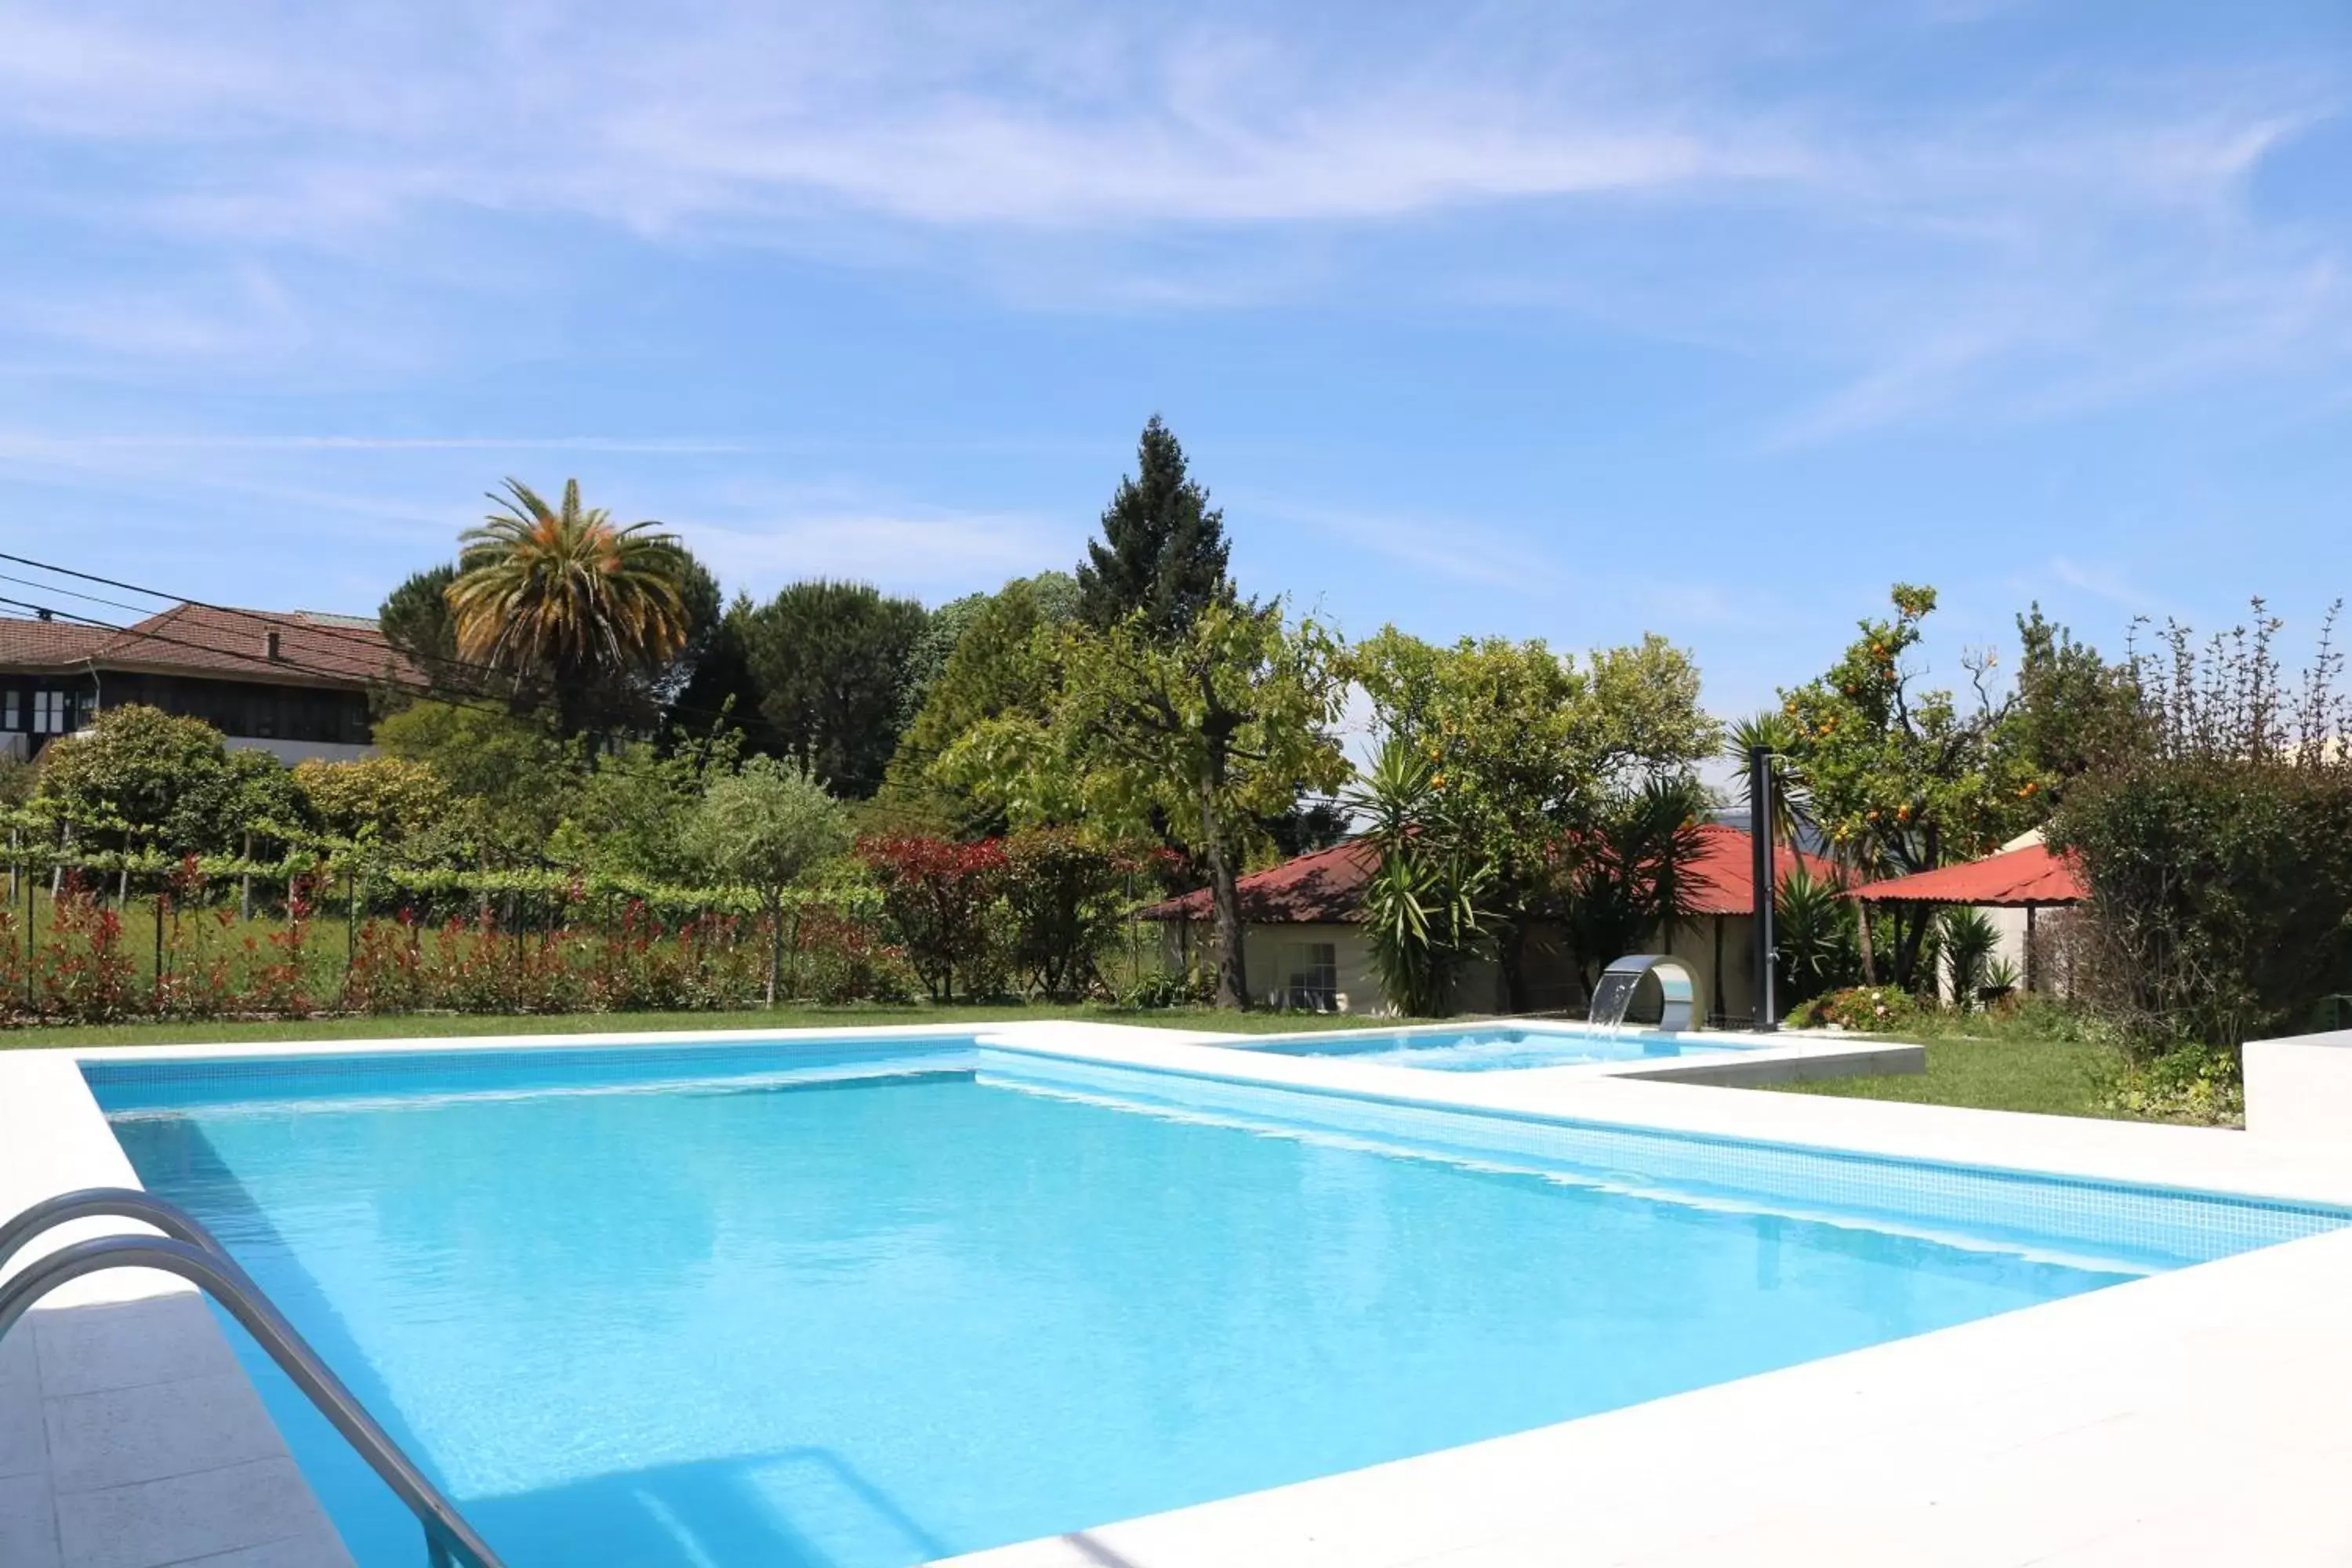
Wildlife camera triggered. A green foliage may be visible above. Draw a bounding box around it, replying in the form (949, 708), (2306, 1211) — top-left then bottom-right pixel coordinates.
(1562, 775), (1712, 989)
(665, 592), (768, 748)
(1345, 739), (1494, 1017)
(1939, 906), (2002, 1008)
(2010, 604), (2147, 801)
(1784, 984), (1920, 1033)
(293, 756), (452, 848)
(554, 739), (734, 882)
(743, 579), (931, 797)
(1000, 829), (1142, 998)
(1780, 584), (2041, 985)
(1075, 416), (1233, 638)
(1345, 627), (1718, 1004)
(2056, 758), (2352, 1050)
(1724, 710), (1812, 852)
(684, 756), (852, 1004)
(372, 700), (584, 862)
(31, 706), (241, 855)
(881, 572), (1078, 832)
(684, 758), (849, 902)
(2103, 1043), (2244, 1126)
(943, 598), (1346, 1007)
(1773, 862), (1860, 1007)
(377, 564), (459, 688)
(2050, 602), (2352, 1052)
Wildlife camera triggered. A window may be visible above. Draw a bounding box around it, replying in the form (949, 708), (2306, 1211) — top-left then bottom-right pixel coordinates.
(32, 690), (67, 735)
(1280, 942), (1339, 1011)
(2, 691), (15, 731)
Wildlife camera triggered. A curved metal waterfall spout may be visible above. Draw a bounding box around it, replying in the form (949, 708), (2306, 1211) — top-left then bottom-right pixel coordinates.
(1588, 954), (1698, 1033)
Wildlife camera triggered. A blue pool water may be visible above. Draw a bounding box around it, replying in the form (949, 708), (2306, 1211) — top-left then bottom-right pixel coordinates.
(89, 1039), (2344, 1568)
(1243, 1021), (1752, 1071)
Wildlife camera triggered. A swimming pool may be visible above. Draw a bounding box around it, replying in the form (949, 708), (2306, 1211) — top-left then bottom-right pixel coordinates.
(85, 1035), (2348, 1568)
(1242, 1018), (1755, 1071)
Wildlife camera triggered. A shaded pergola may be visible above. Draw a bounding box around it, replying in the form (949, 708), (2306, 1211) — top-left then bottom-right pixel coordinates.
(1848, 841), (2085, 993)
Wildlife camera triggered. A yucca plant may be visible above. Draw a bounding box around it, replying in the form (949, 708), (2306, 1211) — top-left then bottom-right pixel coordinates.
(1343, 739), (1493, 1016)
(448, 477), (692, 736)
(1563, 773), (1712, 988)
(1773, 862), (1858, 1006)
(1939, 906), (2002, 1010)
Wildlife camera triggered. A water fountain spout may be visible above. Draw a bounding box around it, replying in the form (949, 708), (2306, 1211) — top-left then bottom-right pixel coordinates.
(1587, 954), (1697, 1033)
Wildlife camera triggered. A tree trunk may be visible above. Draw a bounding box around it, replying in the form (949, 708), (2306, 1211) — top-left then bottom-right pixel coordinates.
(764, 902), (781, 1008)
(1857, 900), (1878, 985)
(1495, 919), (1531, 1014)
(1200, 771), (1249, 1010)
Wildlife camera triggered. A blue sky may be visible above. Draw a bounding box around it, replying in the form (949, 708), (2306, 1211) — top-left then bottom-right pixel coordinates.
(2, 0), (2348, 721)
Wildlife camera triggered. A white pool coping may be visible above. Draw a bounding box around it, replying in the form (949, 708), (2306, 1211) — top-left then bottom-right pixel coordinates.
(7, 1019), (2352, 1566)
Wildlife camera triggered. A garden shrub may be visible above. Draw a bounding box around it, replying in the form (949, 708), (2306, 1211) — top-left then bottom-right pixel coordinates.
(1784, 984), (1918, 1033)
(1000, 829), (1142, 999)
(858, 835), (1010, 1002)
(790, 902), (916, 1004)
(1119, 967), (1210, 1010)
(37, 877), (136, 1022)
(2053, 757), (2352, 1052)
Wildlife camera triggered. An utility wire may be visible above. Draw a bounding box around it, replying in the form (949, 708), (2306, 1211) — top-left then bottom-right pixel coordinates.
(0, 590), (933, 803)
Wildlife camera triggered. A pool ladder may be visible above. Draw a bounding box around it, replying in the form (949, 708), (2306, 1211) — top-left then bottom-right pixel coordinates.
(0, 1188), (505, 1568)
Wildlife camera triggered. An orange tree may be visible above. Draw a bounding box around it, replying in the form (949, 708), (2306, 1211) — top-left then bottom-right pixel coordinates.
(1779, 585), (2040, 989)
(1345, 629), (1716, 1010)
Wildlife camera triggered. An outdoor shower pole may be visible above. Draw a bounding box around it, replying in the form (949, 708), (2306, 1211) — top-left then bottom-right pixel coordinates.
(1748, 744), (1777, 1033)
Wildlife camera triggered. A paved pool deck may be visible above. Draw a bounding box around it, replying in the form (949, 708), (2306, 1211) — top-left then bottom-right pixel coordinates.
(5, 1019), (2350, 1566)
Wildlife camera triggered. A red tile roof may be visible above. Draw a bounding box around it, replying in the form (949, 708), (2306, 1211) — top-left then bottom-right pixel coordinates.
(1683, 823), (1841, 917)
(1138, 838), (1377, 924)
(0, 605), (419, 689)
(1849, 842), (2085, 907)
(1138, 823), (1835, 925)
(0, 617), (110, 666)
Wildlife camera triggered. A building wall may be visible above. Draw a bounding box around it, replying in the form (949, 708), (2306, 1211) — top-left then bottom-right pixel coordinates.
(1153, 914), (1780, 1024)
(0, 669), (373, 761)
(100, 671), (372, 748)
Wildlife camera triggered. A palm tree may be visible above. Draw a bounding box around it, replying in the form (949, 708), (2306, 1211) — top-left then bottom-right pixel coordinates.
(1564, 774), (1712, 990)
(447, 478), (691, 736)
(1723, 710), (1813, 853)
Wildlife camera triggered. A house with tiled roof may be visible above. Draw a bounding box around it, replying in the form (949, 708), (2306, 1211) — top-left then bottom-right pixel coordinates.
(1138, 823), (1837, 1025)
(0, 603), (419, 764)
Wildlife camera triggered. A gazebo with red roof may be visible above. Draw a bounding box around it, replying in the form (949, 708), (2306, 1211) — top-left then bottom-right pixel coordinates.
(1848, 838), (2085, 993)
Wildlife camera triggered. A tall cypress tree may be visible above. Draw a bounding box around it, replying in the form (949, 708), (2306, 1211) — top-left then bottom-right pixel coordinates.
(1076, 416), (1233, 637)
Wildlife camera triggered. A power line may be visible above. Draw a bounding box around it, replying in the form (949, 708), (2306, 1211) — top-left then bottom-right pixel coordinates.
(0, 590), (917, 795)
(0, 549), (547, 699)
(0, 550), (806, 752)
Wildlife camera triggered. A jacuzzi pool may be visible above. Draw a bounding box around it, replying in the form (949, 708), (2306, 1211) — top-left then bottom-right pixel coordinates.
(82, 1034), (2347, 1568)
(1239, 1018), (1759, 1072)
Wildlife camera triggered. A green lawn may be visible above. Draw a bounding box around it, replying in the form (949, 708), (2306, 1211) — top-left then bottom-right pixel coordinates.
(1762, 1027), (2133, 1120)
(0, 1002), (1390, 1051)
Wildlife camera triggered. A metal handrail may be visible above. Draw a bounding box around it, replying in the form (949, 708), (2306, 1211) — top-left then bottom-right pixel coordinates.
(0, 1190), (503, 1568)
(0, 1186), (230, 1277)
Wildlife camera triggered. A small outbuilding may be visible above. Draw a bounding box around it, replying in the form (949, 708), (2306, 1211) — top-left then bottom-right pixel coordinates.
(1138, 823), (1835, 1025)
(1847, 830), (2086, 995)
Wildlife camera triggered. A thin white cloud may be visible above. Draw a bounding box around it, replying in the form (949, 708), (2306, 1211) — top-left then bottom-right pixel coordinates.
(2045, 556), (2163, 614)
(1248, 496), (1563, 594)
(0, 1), (2343, 441)
(681, 510), (1068, 595)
